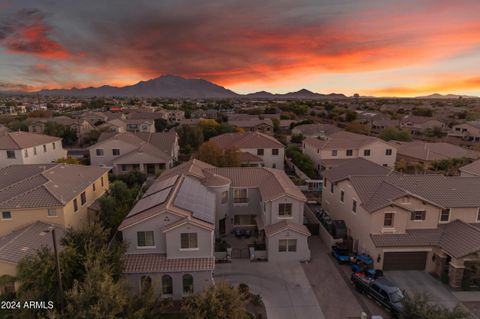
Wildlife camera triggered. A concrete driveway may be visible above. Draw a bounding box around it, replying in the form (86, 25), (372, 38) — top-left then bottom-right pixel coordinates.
(214, 259), (325, 319)
(385, 270), (460, 309)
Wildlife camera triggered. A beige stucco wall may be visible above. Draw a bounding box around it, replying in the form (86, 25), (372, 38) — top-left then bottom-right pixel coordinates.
(165, 223), (213, 259)
(267, 229), (310, 262)
(241, 147), (285, 169)
(89, 139), (138, 167)
(0, 141), (67, 169)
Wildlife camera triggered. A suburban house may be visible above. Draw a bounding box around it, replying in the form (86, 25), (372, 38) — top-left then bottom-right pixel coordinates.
(291, 123), (340, 139)
(98, 118), (127, 133)
(158, 109), (185, 122)
(391, 141), (480, 168)
(209, 132), (285, 169)
(399, 115), (445, 135)
(0, 132), (67, 169)
(125, 119), (155, 133)
(302, 131), (397, 172)
(89, 131), (179, 175)
(80, 111), (109, 126)
(449, 121), (480, 143)
(460, 159), (480, 177)
(322, 158), (480, 288)
(0, 163), (110, 290)
(118, 159), (310, 298)
(28, 116), (94, 137)
(229, 118), (274, 136)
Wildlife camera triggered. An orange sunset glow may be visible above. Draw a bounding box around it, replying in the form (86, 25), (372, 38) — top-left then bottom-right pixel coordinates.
(1, 0), (480, 96)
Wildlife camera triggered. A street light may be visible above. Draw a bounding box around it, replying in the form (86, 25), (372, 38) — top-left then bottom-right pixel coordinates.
(45, 225), (64, 312)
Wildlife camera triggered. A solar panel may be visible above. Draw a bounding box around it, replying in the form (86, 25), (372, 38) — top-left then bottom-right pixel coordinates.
(174, 177), (215, 224)
(144, 175), (179, 197)
(128, 187), (171, 216)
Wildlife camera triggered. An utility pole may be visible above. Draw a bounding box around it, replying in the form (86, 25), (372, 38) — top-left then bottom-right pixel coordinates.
(48, 226), (64, 312)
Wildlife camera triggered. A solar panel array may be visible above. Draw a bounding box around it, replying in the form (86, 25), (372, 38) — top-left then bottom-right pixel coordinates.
(173, 176), (215, 224)
(144, 175), (179, 197)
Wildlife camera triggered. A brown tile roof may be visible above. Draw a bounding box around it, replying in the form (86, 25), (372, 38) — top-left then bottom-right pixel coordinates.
(323, 158), (394, 183)
(392, 141), (480, 161)
(123, 254), (214, 273)
(460, 159), (480, 176)
(304, 131), (388, 150)
(371, 220), (480, 258)
(238, 152), (263, 163)
(0, 164), (108, 209)
(210, 132), (284, 149)
(229, 118), (272, 128)
(292, 123), (340, 137)
(264, 220), (311, 237)
(113, 142), (171, 164)
(0, 131), (61, 150)
(0, 221), (64, 263)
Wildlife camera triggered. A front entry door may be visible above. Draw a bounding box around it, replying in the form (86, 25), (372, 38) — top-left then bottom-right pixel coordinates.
(219, 218), (226, 235)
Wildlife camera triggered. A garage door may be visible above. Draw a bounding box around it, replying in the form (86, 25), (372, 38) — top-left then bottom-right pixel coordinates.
(383, 252), (427, 270)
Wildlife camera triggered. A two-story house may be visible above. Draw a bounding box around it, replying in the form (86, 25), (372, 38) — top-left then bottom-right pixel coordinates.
(119, 159), (310, 298)
(89, 131), (178, 175)
(125, 119), (155, 133)
(28, 116), (94, 137)
(302, 131), (397, 172)
(322, 158), (480, 288)
(0, 164), (109, 288)
(209, 132), (285, 169)
(229, 118), (274, 136)
(0, 132), (67, 169)
(399, 115), (445, 135)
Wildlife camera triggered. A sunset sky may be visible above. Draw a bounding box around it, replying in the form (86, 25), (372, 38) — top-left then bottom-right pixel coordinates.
(1, 0), (480, 96)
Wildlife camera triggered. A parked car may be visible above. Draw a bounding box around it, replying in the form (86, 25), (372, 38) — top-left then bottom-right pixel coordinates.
(331, 245), (351, 263)
(351, 272), (404, 316)
(351, 254), (383, 278)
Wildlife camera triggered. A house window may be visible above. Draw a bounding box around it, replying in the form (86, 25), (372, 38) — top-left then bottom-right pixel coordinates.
(1, 211), (11, 220)
(340, 190), (345, 203)
(73, 198), (78, 212)
(48, 209), (57, 217)
(80, 192), (86, 205)
(140, 276), (152, 293)
(92, 183), (96, 192)
(112, 148), (120, 156)
(122, 164), (127, 171)
(331, 150), (338, 156)
(33, 147), (37, 155)
(440, 209), (450, 222)
(346, 149), (353, 156)
(384, 213), (394, 227)
(183, 274), (193, 294)
(43, 144), (47, 152)
(96, 149), (104, 156)
(137, 231), (155, 247)
(352, 199), (357, 213)
(386, 149), (393, 156)
(279, 203), (292, 217)
(411, 210), (426, 221)
(221, 191), (228, 204)
(279, 239), (297, 252)
(233, 188), (248, 203)
(272, 148), (279, 156)
(101, 176), (104, 187)
(52, 142), (56, 150)
(364, 149), (371, 156)
(233, 215), (256, 226)
(477, 208), (480, 222)
(330, 183), (334, 194)
(24, 149), (28, 158)
(6, 150), (15, 159)
(162, 275), (173, 295)
(257, 149), (264, 156)
(181, 233), (198, 249)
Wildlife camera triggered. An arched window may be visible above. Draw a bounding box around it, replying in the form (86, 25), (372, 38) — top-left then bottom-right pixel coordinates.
(182, 274), (193, 294)
(162, 275), (173, 295)
(140, 275), (152, 293)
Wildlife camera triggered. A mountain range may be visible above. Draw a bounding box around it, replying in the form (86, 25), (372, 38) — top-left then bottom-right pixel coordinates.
(35, 75), (347, 99)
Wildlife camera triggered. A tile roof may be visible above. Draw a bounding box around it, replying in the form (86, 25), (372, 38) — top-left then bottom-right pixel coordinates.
(304, 131), (387, 150)
(229, 118), (272, 128)
(0, 131), (61, 150)
(292, 123), (340, 136)
(392, 141), (480, 161)
(113, 142), (171, 164)
(210, 132), (284, 149)
(123, 254), (214, 273)
(371, 220), (480, 258)
(0, 221), (64, 263)
(264, 220), (311, 237)
(323, 158), (394, 183)
(0, 164), (108, 209)
(238, 152), (263, 163)
(460, 159), (480, 176)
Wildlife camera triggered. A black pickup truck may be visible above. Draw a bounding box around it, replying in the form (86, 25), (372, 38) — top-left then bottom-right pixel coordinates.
(351, 272), (404, 315)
